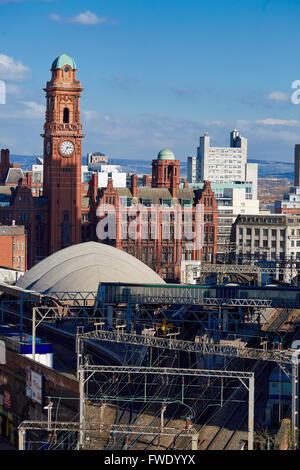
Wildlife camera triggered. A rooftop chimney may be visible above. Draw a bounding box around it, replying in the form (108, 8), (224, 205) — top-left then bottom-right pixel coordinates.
(131, 174), (138, 198)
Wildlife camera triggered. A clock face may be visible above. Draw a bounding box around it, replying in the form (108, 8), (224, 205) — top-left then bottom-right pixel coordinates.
(60, 140), (74, 157)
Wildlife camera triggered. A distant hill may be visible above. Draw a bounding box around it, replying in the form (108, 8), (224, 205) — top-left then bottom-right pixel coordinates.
(11, 154), (37, 170)
(248, 158), (294, 179)
(11, 154), (294, 179)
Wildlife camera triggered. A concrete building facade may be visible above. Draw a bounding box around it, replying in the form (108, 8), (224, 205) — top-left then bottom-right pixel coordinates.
(187, 156), (197, 184)
(231, 213), (300, 262)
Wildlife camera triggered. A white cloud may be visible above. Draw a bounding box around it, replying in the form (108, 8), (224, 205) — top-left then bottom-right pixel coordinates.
(266, 91), (289, 102)
(256, 118), (300, 126)
(70, 10), (107, 25)
(48, 13), (62, 22)
(20, 101), (45, 118)
(172, 87), (197, 96)
(0, 54), (31, 81)
(49, 10), (115, 26)
(82, 110), (100, 121)
(6, 84), (21, 95)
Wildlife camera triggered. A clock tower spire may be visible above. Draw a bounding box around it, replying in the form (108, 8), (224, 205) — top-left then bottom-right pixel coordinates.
(42, 54), (84, 254)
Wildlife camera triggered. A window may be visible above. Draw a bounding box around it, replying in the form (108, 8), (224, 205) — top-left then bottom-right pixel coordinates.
(142, 198), (152, 207)
(182, 199), (192, 207)
(61, 211), (71, 247)
(63, 107), (70, 124)
(162, 199), (171, 207)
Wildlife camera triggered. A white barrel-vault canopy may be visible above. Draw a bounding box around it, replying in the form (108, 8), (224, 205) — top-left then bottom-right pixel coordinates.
(16, 242), (165, 294)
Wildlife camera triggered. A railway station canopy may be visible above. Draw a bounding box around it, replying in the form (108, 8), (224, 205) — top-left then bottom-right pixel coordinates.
(16, 242), (165, 295)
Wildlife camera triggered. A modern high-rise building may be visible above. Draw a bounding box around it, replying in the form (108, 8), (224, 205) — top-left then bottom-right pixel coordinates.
(195, 130), (258, 198)
(187, 156), (197, 183)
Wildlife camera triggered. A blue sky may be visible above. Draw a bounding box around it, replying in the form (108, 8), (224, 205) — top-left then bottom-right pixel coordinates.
(1, 0), (300, 163)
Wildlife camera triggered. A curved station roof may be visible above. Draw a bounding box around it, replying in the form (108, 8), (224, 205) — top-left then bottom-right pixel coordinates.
(16, 242), (165, 294)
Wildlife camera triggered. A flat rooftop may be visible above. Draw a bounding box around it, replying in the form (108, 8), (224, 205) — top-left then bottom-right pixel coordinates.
(0, 225), (25, 236)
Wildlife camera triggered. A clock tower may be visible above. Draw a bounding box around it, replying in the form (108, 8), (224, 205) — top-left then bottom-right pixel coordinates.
(42, 54), (84, 254)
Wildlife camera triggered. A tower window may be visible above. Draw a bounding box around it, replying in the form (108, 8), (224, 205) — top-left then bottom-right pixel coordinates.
(63, 107), (70, 123)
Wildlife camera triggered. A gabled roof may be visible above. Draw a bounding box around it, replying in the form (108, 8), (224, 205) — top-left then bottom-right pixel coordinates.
(137, 187), (172, 204)
(1, 168), (24, 185)
(115, 188), (132, 198)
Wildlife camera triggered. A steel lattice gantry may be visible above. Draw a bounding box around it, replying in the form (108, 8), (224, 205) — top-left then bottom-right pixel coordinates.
(18, 420), (199, 451)
(77, 329), (299, 449)
(77, 364), (255, 450)
(187, 263), (300, 285)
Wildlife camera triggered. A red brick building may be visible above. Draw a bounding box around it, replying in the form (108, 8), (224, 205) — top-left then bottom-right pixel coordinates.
(0, 224), (27, 271)
(0, 54), (218, 281)
(94, 153), (218, 282)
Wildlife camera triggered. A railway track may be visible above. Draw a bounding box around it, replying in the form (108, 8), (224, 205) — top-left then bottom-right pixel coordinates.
(199, 361), (273, 450)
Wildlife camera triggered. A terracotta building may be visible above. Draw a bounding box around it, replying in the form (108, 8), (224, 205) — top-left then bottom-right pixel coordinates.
(0, 54), (218, 281)
(93, 151), (218, 282)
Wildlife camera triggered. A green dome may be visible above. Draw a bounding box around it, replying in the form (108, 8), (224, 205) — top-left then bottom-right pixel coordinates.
(51, 54), (77, 70)
(157, 149), (175, 160)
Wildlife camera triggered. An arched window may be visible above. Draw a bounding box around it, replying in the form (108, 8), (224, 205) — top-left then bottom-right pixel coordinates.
(63, 107), (69, 123)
